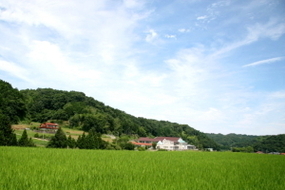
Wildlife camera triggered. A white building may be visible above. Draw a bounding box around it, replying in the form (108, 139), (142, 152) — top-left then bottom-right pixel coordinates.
(137, 137), (196, 151)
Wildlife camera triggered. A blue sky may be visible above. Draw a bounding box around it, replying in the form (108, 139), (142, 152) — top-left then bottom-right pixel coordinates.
(0, 0), (284, 135)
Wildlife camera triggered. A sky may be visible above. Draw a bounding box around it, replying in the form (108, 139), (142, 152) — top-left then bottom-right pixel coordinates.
(0, 0), (284, 135)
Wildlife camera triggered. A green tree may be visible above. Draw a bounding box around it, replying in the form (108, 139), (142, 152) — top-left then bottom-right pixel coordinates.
(81, 114), (109, 134)
(77, 133), (86, 149)
(85, 128), (99, 149)
(253, 134), (285, 153)
(245, 146), (254, 153)
(47, 127), (67, 148)
(69, 114), (82, 128)
(152, 142), (157, 150)
(78, 128), (108, 150)
(115, 135), (135, 150)
(206, 133), (259, 150)
(124, 142), (135, 150)
(137, 146), (146, 151)
(106, 143), (121, 150)
(18, 129), (31, 146)
(0, 113), (17, 146)
(232, 146), (253, 153)
(28, 137), (35, 147)
(0, 80), (26, 124)
(67, 135), (76, 148)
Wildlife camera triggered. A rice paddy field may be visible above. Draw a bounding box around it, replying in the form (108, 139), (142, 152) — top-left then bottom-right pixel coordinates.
(1, 147), (284, 190)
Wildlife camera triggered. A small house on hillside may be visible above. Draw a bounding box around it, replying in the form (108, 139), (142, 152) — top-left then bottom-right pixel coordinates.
(40, 123), (58, 131)
(136, 137), (196, 151)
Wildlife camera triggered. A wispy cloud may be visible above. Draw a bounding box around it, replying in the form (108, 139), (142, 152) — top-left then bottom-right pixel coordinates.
(211, 20), (285, 58)
(196, 1), (230, 24)
(145, 29), (158, 43)
(178, 28), (190, 33)
(0, 59), (31, 82)
(165, 34), (176, 39)
(197, 15), (207, 20)
(243, 57), (284, 67)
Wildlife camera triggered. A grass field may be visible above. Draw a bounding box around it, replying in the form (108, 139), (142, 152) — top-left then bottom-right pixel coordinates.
(1, 147), (284, 190)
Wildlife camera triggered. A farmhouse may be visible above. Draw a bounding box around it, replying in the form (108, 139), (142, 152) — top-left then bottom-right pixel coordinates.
(40, 123), (58, 130)
(136, 137), (196, 151)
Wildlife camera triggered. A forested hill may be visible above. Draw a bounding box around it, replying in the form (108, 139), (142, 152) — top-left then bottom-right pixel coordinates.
(0, 79), (219, 149)
(206, 133), (285, 152)
(206, 133), (259, 150)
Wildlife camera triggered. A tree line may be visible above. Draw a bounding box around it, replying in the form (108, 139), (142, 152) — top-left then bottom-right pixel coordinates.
(206, 133), (285, 153)
(0, 80), (35, 147)
(47, 127), (136, 150)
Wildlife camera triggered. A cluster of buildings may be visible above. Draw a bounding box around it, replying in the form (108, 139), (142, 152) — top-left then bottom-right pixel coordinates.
(132, 137), (197, 151)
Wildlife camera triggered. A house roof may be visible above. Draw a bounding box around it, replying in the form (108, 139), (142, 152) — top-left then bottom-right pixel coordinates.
(138, 137), (157, 142)
(138, 137), (181, 143)
(154, 137), (180, 142)
(131, 142), (152, 146)
(40, 123), (59, 128)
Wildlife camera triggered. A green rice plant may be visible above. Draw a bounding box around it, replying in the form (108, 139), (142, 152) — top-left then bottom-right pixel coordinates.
(0, 147), (284, 190)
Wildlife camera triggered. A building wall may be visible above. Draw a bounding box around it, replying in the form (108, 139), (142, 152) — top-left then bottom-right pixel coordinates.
(156, 139), (196, 151)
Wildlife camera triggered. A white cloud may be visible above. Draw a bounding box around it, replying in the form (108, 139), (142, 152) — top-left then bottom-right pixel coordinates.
(159, 31), (285, 135)
(165, 34), (176, 39)
(211, 20), (285, 58)
(23, 40), (103, 88)
(0, 0), (284, 135)
(246, 20), (285, 41)
(166, 47), (209, 90)
(145, 29), (158, 43)
(0, 60), (31, 82)
(270, 91), (285, 99)
(243, 57), (284, 67)
(196, 1), (230, 24)
(0, 0), (151, 85)
(197, 15), (207, 20)
(123, 0), (144, 9)
(232, 91), (285, 135)
(178, 28), (190, 33)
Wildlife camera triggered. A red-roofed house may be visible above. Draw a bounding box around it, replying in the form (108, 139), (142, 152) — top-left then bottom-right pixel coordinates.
(40, 123), (59, 130)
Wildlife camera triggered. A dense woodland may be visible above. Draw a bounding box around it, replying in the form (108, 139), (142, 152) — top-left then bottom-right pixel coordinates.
(206, 133), (285, 152)
(206, 133), (259, 150)
(1, 79), (284, 152)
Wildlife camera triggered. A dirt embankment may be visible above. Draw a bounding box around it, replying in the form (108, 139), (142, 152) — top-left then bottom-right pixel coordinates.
(12, 124), (30, 130)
